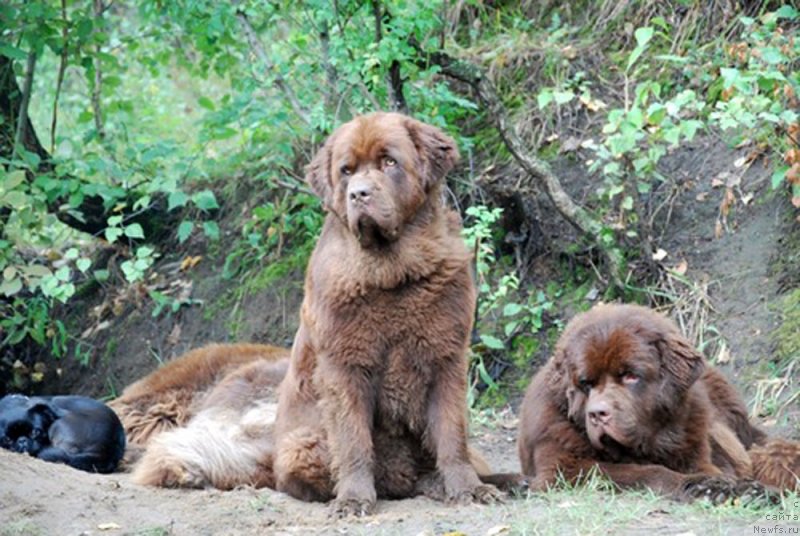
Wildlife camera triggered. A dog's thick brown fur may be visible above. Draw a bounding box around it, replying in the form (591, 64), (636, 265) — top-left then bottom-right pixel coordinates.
(273, 112), (500, 516)
(131, 357), (289, 489)
(518, 303), (799, 498)
(110, 343), (288, 447)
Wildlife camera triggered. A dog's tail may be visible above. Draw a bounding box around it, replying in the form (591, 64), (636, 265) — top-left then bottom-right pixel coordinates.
(132, 402), (278, 490)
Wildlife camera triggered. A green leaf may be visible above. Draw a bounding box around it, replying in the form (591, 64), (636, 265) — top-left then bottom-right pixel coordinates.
(107, 215), (123, 226)
(621, 195), (634, 211)
(55, 266), (71, 282)
(105, 227), (123, 242)
(203, 221), (220, 240)
(680, 120), (703, 141)
(168, 191), (188, 211)
(627, 27), (654, 71)
(3, 170), (26, 190)
(553, 90), (575, 105)
(774, 5), (798, 19)
(0, 277), (22, 296)
(0, 43), (27, 61)
(124, 223), (145, 239)
(1, 191), (27, 208)
(480, 334), (505, 350)
(634, 26), (655, 47)
(503, 302), (523, 316)
(76, 258), (91, 273)
(193, 190), (219, 211)
(177, 220), (194, 243)
(23, 265), (52, 278)
(64, 248), (79, 260)
(537, 89), (554, 109)
(771, 165), (788, 189)
(198, 96), (215, 111)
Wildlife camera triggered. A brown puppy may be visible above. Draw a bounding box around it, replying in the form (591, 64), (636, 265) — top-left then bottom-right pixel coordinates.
(273, 112), (499, 516)
(110, 343), (289, 447)
(132, 357), (289, 489)
(518, 303), (796, 499)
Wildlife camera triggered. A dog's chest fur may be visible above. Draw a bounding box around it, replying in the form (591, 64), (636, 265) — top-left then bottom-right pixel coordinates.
(307, 250), (474, 435)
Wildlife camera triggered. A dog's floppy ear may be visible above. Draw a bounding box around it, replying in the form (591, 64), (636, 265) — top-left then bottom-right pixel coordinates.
(404, 117), (459, 189)
(655, 332), (705, 394)
(305, 133), (337, 208)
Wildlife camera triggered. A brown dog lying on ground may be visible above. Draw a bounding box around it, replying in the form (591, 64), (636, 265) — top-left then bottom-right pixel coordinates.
(518, 303), (799, 500)
(110, 343), (289, 447)
(109, 343), (289, 488)
(273, 112), (500, 516)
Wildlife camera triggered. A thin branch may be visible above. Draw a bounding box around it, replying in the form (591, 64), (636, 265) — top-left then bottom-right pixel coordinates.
(235, 9), (312, 126)
(91, 0), (106, 140)
(13, 50), (37, 161)
(371, 0), (407, 113)
(51, 0), (69, 152)
(319, 19), (338, 119)
(415, 44), (626, 288)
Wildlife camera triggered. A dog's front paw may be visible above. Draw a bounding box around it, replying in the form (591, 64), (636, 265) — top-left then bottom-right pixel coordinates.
(443, 465), (503, 505)
(679, 474), (777, 505)
(330, 496), (376, 518)
(447, 483), (503, 505)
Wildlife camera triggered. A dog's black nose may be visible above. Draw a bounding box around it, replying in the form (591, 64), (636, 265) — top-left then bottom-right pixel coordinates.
(348, 184), (371, 203)
(587, 400), (612, 425)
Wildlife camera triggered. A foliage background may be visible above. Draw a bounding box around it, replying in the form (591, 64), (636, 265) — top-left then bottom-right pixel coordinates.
(0, 1), (797, 426)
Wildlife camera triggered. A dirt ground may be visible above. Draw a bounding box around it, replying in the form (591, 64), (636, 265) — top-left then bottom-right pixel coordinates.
(1, 422), (794, 536)
(1, 138), (798, 535)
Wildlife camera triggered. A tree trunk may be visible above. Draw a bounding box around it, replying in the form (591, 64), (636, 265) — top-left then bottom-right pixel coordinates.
(0, 56), (177, 240)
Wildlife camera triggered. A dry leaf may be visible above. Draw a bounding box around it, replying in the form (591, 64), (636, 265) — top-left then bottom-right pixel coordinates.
(793, 196), (800, 208)
(180, 255), (203, 271)
(652, 248), (668, 261)
(720, 188), (736, 217)
(716, 343), (731, 364)
(487, 526), (511, 536)
(98, 522), (121, 530)
(787, 163), (800, 185)
(696, 192), (708, 202)
(545, 133), (559, 142)
(711, 177), (725, 188)
(715, 219), (724, 239)
(167, 323), (182, 346)
(733, 157), (747, 168)
(560, 136), (581, 153)
(741, 192), (754, 205)
(673, 260), (688, 275)
(725, 173), (741, 188)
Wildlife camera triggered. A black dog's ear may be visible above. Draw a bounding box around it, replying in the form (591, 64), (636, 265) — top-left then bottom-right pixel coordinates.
(305, 132), (337, 209)
(404, 117), (459, 190)
(655, 332), (705, 394)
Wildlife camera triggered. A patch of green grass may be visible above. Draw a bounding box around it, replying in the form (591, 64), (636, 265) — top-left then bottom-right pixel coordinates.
(774, 289), (800, 367)
(498, 474), (796, 536)
(0, 520), (43, 536)
(132, 526), (173, 536)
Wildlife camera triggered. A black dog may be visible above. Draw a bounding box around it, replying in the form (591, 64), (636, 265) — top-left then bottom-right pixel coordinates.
(0, 394), (125, 473)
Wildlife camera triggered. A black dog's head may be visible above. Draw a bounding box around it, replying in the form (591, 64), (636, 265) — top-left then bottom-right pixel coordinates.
(0, 395), (55, 455)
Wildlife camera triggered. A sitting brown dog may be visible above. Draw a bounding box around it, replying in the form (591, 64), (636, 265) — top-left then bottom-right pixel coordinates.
(518, 303), (798, 499)
(273, 112), (500, 516)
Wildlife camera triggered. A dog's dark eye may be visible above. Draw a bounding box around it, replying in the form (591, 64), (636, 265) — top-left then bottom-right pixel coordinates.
(383, 156), (397, 168)
(577, 378), (592, 393)
(621, 371), (639, 385)
(340, 165), (353, 176)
